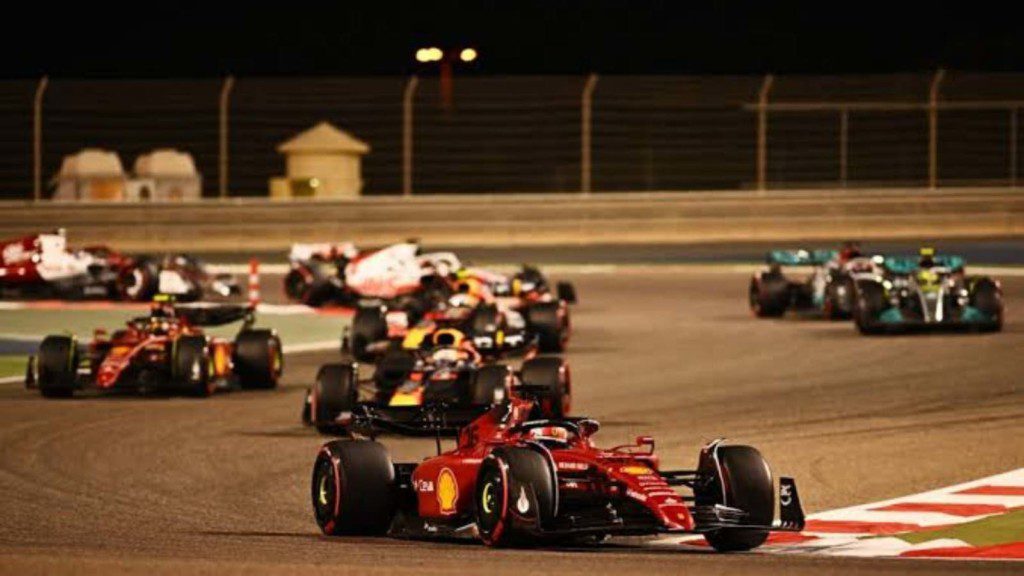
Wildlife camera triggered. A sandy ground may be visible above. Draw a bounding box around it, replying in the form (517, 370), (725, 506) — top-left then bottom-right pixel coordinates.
(0, 270), (1021, 574)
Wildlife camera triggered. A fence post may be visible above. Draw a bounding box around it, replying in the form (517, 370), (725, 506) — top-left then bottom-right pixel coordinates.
(219, 76), (235, 199)
(839, 107), (849, 188)
(756, 74), (774, 192)
(581, 74), (599, 194)
(1010, 107), (1018, 189)
(402, 75), (419, 197)
(33, 76), (49, 201)
(928, 69), (946, 190)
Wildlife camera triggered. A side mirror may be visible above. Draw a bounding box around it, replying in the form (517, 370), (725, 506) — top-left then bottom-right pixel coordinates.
(93, 328), (108, 340)
(578, 419), (600, 437)
(635, 435), (655, 453)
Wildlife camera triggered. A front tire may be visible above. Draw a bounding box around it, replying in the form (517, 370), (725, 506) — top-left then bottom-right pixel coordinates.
(697, 445), (773, 552)
(172, 335), (212, 397)
(117, 257), (160, 302)
(476, 447), (556, 547)
(311, 439), (396, 535)
(312, 363), (359, 435)
(37, 335), (78, 398)
(854, 281), (887, 335)
(350, 307), (388, 362)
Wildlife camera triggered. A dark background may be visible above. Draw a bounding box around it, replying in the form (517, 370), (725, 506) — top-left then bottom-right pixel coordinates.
(2, 2), (1021, 78)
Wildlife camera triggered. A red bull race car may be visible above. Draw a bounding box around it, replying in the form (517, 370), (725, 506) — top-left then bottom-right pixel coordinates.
(26, 297), (283, 398)
(302, 327), (570, 436)
(0, 230), (238, 301)
(311, 395), (805, 550)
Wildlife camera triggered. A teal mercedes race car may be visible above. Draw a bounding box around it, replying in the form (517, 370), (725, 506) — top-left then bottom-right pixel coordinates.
(852, 248), (1003, 334)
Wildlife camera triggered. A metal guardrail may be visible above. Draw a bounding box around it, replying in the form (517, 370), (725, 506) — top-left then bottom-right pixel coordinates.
(2, 73), (1024, 200)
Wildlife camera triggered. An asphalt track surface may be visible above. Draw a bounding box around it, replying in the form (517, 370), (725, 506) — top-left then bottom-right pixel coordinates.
(1, 270), (1022, 575)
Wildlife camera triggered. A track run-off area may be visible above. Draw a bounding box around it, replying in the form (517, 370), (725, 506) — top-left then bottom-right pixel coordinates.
(0, 266), (1022, 575)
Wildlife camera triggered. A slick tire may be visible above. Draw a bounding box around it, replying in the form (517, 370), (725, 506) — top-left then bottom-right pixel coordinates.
(970, 278), (1004, 332)
(350, 307), (388, 363)
(520, 357), (571, 419)
(373, 350), (416, 398)
(233, 329), (283, 389)
(556, 281), (577, 304)
(749, 273), (789, 318)
(37, 335), (78, 398)
(312, 363), (358, 435)
(117, 257), (161, 302)
(824, 276), (855, 320)
(285, 262), (334, 307)
(698, 445), (773, 552)
(526, 301), (569, 353)
(466, 364), (512, 408)
(470, 304), (501, 336)
(172, 335), (212, 397)
(854, 281), (887, 335)
(476, 447), (556, 547)
(311, 439), (396, 535)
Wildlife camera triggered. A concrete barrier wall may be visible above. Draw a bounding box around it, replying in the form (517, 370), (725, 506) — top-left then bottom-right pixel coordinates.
(0, 188), (1020, 252)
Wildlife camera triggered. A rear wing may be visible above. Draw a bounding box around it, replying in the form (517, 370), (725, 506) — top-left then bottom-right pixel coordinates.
(766, 249), (837, 267)
(883, 254), (965, 275)
(174, 302), (255, 327)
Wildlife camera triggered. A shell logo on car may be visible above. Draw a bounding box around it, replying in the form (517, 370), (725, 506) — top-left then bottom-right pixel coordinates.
(436, 468), (459, 515)
(620, 465), (653, 476)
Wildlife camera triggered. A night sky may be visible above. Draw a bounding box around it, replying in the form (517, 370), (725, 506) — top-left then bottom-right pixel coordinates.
(3, 2), (1021, 78)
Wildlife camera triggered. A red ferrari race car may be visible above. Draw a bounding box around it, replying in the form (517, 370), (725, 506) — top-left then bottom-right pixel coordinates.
(0, 230), (238, 301)
(302, 327), (570, 436)
(311, 397), (804, 550)
(26, 297), (282, 398)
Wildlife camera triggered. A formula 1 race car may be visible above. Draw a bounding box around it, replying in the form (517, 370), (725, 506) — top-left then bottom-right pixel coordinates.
(283, 242), (456, 308)
(0, 231), (238, 301)
(749, 243), (878, 319)
(345, 285), (568, 362)
(26, 297), (283, 398)
(302, 329), (570, 436)
(311, 396), (805, 550)
(853, 248), (1003, 334)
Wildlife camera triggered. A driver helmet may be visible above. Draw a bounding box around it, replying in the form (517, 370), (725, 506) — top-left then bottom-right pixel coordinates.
(527, 426), (570, 445)
(919, 247), (937, 269)
(432, 328), (466, 349)
(838, 241), (862, 263)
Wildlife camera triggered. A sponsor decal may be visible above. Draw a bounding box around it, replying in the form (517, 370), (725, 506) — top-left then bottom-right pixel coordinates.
(626, 489), (648, 502)
(414, 479), (434, 493)
(557, 461), (589, 471)
(516, 486), (531, 514)
(780, 483), (793, 507)
(620, 465), (654, 476)
(436, 468), (459, 515)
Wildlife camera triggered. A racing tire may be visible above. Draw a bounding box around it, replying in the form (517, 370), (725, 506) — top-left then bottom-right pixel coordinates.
(854, 281), (887, 335)
(970, 278), (1004, 332)
(698, 445), (774, 553)
(37, 335), (78, 398)
(233, 329), (283, 389)
(350, 307), (388, 363)
(526, 301), (569, 353)
(520, 357), (571, 419)
(172, 335), (212, 397)
(466, 364), (512, 408)
(312, 363), (358, 435)
(749, 273), (789, 318)
(824, 276), (855, 320)
(556, 281), (577, 304)
(284, 262), (334, 307)
(311, 439), (396, 536)
(117, 258), (160, 302)
(475, 447), (556, 547)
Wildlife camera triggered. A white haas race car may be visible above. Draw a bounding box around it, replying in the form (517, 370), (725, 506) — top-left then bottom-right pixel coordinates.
(0, 230), (237, 301)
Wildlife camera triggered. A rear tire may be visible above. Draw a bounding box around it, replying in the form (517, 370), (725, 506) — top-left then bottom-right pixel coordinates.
(233, 329), (283, 389)
(824, 276), (855, 320)
(970, 278), (1003, 332)
(476, 447), (556, 546)
(312, 363), (358, 435)
(520, 357), (571, 419)
(285, 262), (334, 307)
(311, 439), (396, 535)
(698, 445), (773, 552)
(373, 350), (416, 398)
(350, 307), (388, 362)
(172, 335), (212, 397)
(467, 364), (512, 407)
(556, 281), (577, 304)
(526, 301), (569, 353)
(749, 273), (789, 318)
(37, 335), (78, 398)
